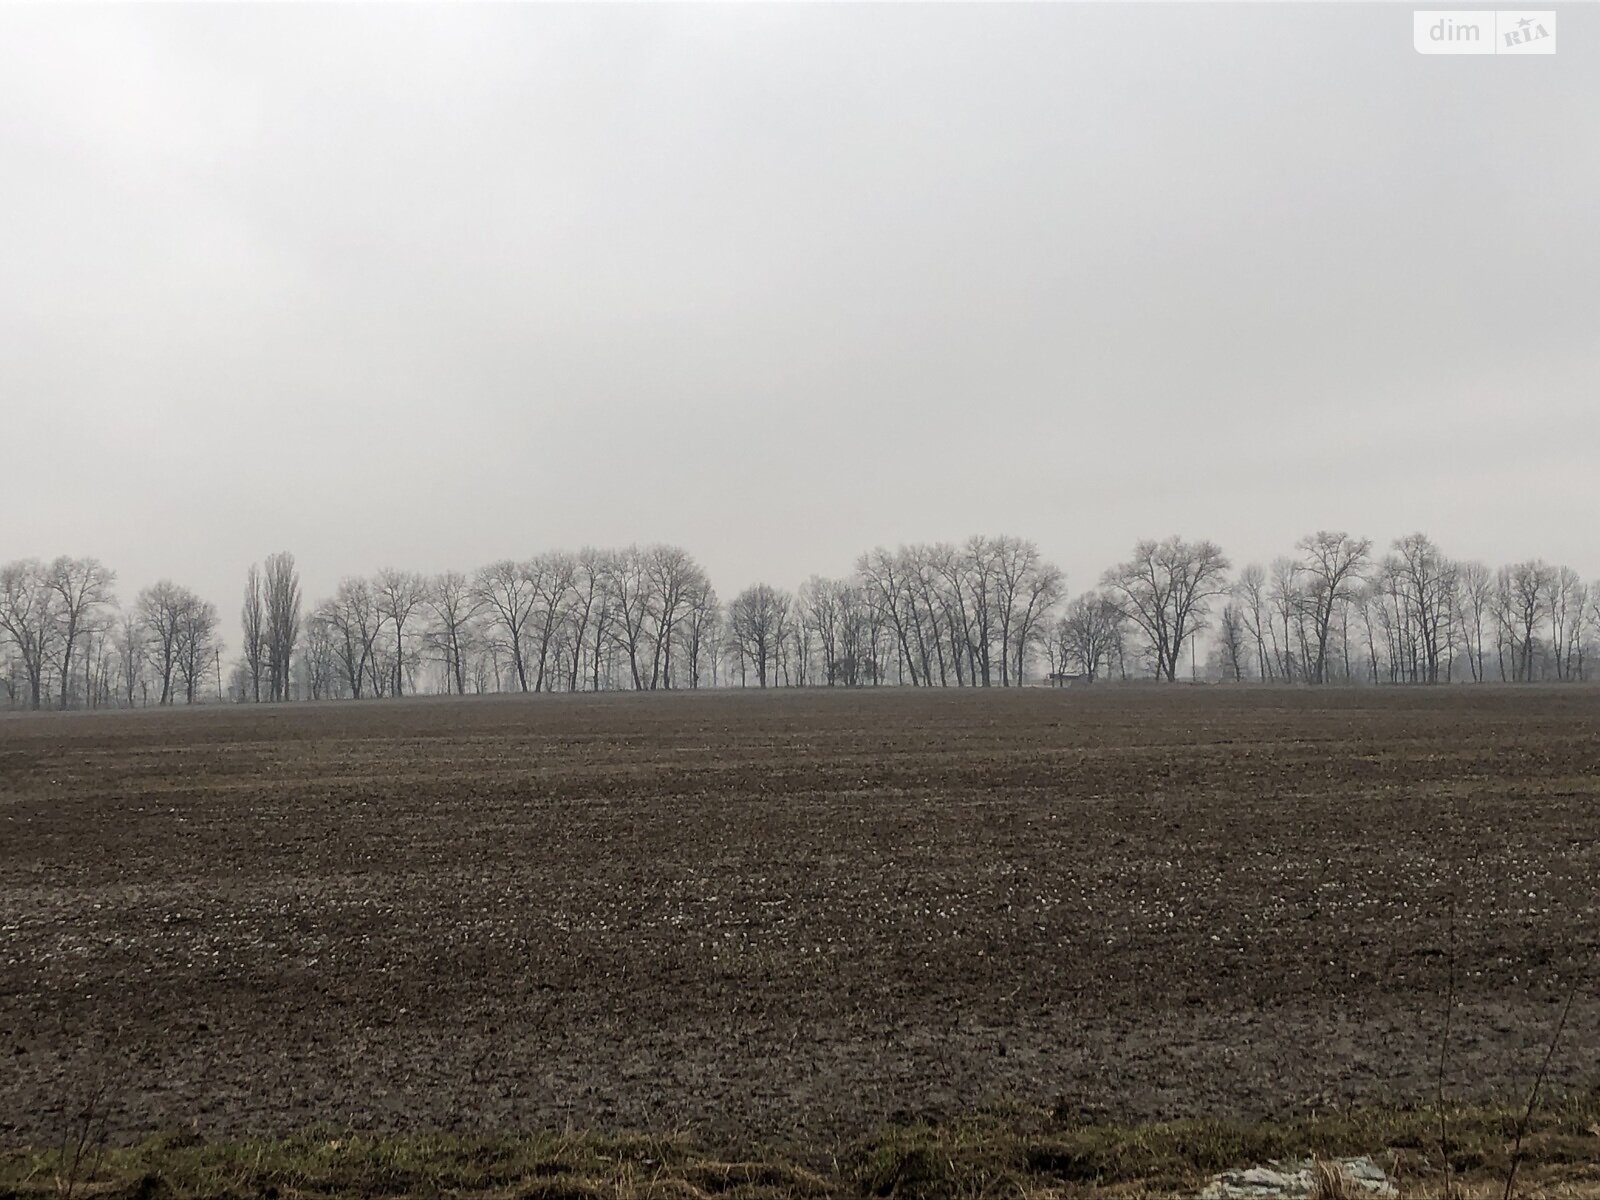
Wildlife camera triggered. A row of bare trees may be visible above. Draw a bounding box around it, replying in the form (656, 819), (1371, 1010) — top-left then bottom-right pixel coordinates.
(849, 536), (1066, 687)
(295, 547), (719, 700)
(6, 531), (1600, 708)
(287, 536), (1072, 697)
(0, 557), (221, 709)
(1217, 533), (1600, 686)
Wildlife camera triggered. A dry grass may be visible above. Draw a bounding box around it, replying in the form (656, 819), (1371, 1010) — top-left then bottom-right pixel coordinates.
(7, 1103), (1600, 1200)
(1311, 1159), (1357, 1200)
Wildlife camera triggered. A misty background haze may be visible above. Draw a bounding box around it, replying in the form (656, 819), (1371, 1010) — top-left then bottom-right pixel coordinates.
(3, 3), (1597, 654)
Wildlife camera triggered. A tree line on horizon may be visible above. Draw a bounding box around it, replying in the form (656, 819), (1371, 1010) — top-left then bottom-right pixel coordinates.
(2, 531), (1598, 710)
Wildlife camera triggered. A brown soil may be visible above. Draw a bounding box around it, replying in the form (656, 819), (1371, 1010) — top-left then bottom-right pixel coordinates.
(3, 687), (1598, 1148)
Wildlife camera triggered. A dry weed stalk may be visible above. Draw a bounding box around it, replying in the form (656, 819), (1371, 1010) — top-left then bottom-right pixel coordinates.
(1311, 1158), (1357, 1200)
(1500, 939), (1598, 1200)
(53, 1078), (109, 1200)
(1437, 852), (1463, 1200)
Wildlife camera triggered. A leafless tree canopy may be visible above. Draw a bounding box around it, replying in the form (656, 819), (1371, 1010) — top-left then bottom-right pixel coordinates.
(0, 558), (115, 710)
(1100, 537), (1231, 683)
(134, 581), (212, 706)
(262, 552), (301, 704)
(5, 529), (1600, 707)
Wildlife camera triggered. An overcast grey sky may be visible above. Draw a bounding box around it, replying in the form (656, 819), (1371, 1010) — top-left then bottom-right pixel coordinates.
(3, 3), (1597, 627)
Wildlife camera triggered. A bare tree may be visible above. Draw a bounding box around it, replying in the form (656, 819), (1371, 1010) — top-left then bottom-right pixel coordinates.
(87, 626), (115, 708)
(1504, 559), (1554, 682)
(473, 560), (537, 691)
(727, 583), (790, 687)
(1547, 565), (1586, 681)
(1233, 564), (1272, 680)
(375, 568), (426, 697)
(1056, 590), (1122, 680)
(1390, 534), (1457, 684)
(1101, 537), (1231, 682)
(1215, 601), (1250, 682)
(902, 546), (948, 686)
(526, 552), (577, 692)
(301, 612), (340, 700)
(425, 571), (485, 696)
(801, 576), (858, 687)
(114, 610), (147, 706)
(1266, 557), (1306, 681)
(1459, 561), (1494, 682)
(925, 545), (976, 686)
(137, 580), (197, 705)
(318, 577), (385, 699)
(856, 547), (921, 686)
(0, 560), (60, 709)
(680, 574), (720, 689)
(263, 552), (302, 701)
(175, 595), (220, 704)
(46, 557), (116, 709)
(1586, 585), (1600, 681)
(567, 548), (609, 692)
(1295, 531), (1371, 684)
(241, 564), (265, 702)
(643, 545), (707, 690)
(604, 546), (656, 690)
(960, 537), (1001, 685)
(992, 537), (1063, 686)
